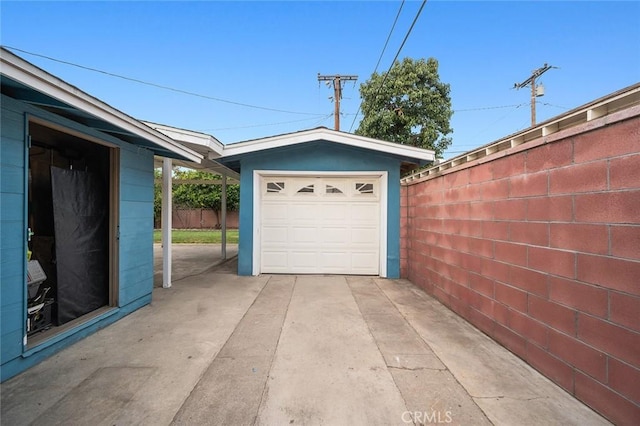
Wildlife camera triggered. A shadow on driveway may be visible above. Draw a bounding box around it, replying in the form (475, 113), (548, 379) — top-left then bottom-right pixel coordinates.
(1, 246), (608, 425)
(153, 243), (239, 287)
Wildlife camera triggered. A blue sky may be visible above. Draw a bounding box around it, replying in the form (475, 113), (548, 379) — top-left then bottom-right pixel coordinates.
(2, 1), (639, 158)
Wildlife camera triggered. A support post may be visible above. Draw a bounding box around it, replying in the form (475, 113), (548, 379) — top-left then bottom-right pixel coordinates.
(221, 173), (227, 260)
(161, 158), (172, 288)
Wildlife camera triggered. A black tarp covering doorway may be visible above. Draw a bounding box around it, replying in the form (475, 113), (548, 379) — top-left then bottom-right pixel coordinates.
(51, 166), (109, 324)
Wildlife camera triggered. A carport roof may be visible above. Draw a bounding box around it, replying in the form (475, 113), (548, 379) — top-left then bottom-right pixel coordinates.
(0, 47), (202, 163)
(218, 127), (436, 173)
(143, 122), (240, 182)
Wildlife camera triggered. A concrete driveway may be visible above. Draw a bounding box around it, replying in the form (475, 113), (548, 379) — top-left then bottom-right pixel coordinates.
(1, 245), (607, 425)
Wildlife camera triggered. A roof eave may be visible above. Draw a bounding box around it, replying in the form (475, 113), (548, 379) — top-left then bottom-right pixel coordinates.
(221, 127), (435, 163)
(0, 48), (202, 163)
(144, 121), (240, 180)
(142, 121), (225, 157)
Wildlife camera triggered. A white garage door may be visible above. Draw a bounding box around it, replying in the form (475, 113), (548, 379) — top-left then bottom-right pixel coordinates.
(260, 175), (381, 275)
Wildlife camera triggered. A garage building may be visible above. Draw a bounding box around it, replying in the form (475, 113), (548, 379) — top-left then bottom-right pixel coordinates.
(217, 128), (435, 277)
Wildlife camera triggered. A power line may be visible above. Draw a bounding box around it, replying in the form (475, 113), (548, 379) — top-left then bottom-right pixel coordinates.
(373, 1), (405, 73)
(470, 103), (524, 140)
(347, 1), (405, 133)
(541, 102), (570, 110)
(200, 114), (333, 132)
(348, 0), (428, 132)
(311, 113), (334, 128)
(377, 0), (428, 94)
(454, 103), (527, 112)
(2, 45), (324, 116)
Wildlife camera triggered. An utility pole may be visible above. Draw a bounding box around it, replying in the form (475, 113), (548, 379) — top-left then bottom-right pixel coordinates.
(318, 73), (357, 131)
(514, 63), (556, 126)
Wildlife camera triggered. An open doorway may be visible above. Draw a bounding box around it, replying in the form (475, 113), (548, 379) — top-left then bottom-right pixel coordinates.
(26, 118), (119, 346)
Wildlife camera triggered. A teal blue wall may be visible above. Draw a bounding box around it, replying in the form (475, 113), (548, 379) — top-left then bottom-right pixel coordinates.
(1, 94), (154, 381)
(236, 142), (401, 277)
(1, 96), (28, 371)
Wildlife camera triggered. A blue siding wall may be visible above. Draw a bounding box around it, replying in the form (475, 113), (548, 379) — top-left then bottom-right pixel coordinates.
(1, 99), (27, 367)
(1, 94), (155, 381)
(236, 142), (401, 277)
(119, 148), (154, 305)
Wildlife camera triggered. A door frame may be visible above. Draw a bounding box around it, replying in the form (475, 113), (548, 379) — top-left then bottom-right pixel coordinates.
(253, 170), (388, 277)
(24, 115), (120, 346)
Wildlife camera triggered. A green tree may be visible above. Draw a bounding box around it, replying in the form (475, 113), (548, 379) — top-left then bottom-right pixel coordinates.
(154, 169), (162, 220)
(154, 169), (240, 226)
(172, 169), (239, 211)
(355, 57), (453, 158)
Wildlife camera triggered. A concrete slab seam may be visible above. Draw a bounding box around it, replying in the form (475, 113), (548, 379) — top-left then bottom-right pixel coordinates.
(345, 277), (412, 415)
(252, 275), (297, 426)
(373, 278), (494, 425)
(168, 273), (270, 424)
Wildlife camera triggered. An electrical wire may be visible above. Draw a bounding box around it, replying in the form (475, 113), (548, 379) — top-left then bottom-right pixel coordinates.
(348, 0), (428, 132)
(470, 103), (524, 140)
(445, 101), (563, 157)
(541, 102), (570, 110)
(2, 45), (324, 116)
(312, 113), (334, 128)
(373, 1), (405, 74)
(454, 103), (528, 112)
(199, 114), (332, 132)
(347, 1), (405, 133)
(349, 0), (404, 132)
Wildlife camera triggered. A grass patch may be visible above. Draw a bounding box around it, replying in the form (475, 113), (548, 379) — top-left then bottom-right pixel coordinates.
(153, 229), (239, 244)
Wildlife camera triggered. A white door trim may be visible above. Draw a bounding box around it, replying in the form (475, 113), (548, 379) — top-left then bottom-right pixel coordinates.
(253, 170), (388, 277)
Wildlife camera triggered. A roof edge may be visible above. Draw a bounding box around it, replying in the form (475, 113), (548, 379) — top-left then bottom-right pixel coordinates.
(0, 47), (202, 163)
(142, 121), (225, 156)
(222, 127), (435, 162)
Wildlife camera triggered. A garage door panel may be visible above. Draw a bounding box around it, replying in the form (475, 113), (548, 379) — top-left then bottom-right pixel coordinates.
(261, 175), (381, 275)
(291, 226), (318, 243)
(351, 227), (378, 244)
(262, 226), (288, 243)
(321, 204), (348, 221)
(290, 251), (318, 270)
(321, 227), (350, 244)
(262, 251), (289, 271)
(319, 252), (351, 271)
(262, 203), (288, 221)
(352, 252), (379, 272)
(350, 203), (379, 221)
(290, 204), (320, 221)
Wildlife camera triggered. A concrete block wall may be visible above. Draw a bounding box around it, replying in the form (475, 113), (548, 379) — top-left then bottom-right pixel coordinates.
(401, 116), (640, 424)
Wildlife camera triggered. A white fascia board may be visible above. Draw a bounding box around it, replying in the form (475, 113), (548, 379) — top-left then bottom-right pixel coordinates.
(142, 121), (225, 157)
(222, 128), (435, 162)
(0, 49), (202, 163)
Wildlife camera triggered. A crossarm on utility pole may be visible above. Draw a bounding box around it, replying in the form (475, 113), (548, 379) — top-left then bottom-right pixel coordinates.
(514, 63), (555, 126)
(318, 74), (358, 131)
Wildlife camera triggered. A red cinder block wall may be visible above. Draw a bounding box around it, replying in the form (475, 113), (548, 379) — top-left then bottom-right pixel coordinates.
(401, 115), (640, 424)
